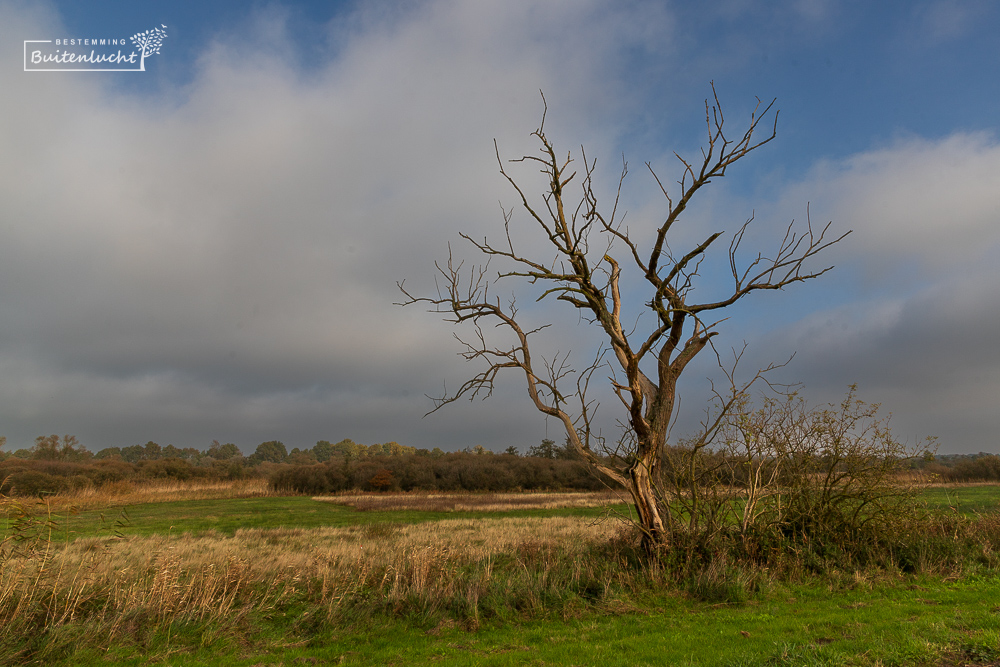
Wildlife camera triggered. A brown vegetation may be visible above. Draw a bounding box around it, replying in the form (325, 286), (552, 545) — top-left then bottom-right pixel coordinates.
(920, 454), (1000, 483)
(0, 455), (250, 499)
(0, 507), (629, 660)
(314, 490), (624, 512)
(268, 451), (613, 495)
(11, 478), (274, 512)
(0, 439), (616, 500)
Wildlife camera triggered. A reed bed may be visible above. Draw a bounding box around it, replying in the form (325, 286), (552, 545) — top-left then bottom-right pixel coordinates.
(313, 490), (626, 512)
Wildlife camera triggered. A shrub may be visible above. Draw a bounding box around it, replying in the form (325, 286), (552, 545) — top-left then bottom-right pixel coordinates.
(88, 460), (134, 484)
(270, 465), (331, 494)
(657, 386), (928, 567)
(323, 463), (349, 491)
(367, 469), (395, 492)
(395, 456), (436, 490)
(137, 457), (202, 481)
(262, 450), (614, 495)
(948, 455), (1000, 482)
(2, 470), (68, 497)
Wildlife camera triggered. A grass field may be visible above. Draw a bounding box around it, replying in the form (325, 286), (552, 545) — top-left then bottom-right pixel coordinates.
(57, 575), (1000, 666)
(2, 483), (1000, 666)
(1, 492), (633, 541)
(919, 484), (1000, 516)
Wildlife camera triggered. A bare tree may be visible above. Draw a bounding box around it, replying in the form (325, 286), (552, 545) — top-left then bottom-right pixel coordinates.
(399, 86), (849, 551)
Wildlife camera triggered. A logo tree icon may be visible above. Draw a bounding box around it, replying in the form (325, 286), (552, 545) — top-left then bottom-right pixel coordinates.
(130, 24), (167, 71)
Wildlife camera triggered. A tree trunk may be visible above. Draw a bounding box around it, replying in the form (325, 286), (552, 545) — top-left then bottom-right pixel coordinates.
(628, 450), (666, 553)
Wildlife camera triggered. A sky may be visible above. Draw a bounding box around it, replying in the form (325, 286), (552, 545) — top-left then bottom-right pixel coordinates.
(1, 0), (999, 456)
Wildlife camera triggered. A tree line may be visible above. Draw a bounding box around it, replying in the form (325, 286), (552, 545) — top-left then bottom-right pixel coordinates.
(0, 434), (607, 497)
(2, 431), (996, 500)
(0, 434), (580, 465)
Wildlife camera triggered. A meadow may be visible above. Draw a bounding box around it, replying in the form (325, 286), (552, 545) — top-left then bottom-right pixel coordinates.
(2, 480), (1000, 666)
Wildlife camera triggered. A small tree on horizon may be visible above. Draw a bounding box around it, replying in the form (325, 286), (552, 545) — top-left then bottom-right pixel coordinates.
(527, 439), (557, 459)
(250, 440), (287, 465)
(31, 435), (90, 462)
(313, 440), (335, 462)
(207, 440), (241, 460)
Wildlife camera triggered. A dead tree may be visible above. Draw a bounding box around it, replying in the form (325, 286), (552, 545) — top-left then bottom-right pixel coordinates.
(399, 86), (849, 551)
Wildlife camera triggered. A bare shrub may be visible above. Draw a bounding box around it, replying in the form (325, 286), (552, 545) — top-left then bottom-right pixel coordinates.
(657, 385), (931, 568)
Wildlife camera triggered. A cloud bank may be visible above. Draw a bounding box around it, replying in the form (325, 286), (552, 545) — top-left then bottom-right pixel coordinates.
(1, 0), (998, 455)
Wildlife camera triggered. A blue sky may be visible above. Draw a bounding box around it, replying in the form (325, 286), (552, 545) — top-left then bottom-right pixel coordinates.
(1, 0), (999, 455)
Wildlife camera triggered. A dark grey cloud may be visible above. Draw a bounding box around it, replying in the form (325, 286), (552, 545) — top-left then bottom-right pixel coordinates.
(747, 269), (1000, 453)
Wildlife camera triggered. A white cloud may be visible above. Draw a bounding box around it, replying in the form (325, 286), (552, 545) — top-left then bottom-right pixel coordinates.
(746, 134), (1000, 452)
(0, 0), (678, 451)
(776, 132), (1000, 278)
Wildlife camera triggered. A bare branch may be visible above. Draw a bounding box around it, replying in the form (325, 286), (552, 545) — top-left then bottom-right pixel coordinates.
(399, 85), (845, 551)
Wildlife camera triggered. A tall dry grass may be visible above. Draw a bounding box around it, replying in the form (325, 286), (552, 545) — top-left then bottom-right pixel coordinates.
(0, 508), (639, 662)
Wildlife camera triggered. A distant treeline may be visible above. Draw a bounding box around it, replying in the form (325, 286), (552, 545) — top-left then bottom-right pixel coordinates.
(915, 452), (1000, 483)
(3, 434), (999, 498)
(268, 451), (609, 494)
(0, 435), (575, 465)
(0, 435), (428, 466)
(0, 435), (609, 497)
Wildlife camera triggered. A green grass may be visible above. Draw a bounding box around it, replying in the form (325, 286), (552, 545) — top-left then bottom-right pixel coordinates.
(919, 485), (1000, 516)
(33, 574), (1000, 666)
(3, 483), (998, 548)
(5, 483), (998, 542)
(2, 495), (633, 541)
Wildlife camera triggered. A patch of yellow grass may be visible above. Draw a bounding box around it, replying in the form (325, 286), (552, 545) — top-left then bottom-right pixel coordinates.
(18, 478), (274, 512)
(0, 512), (626, 642)
(313, 490), (626, 512)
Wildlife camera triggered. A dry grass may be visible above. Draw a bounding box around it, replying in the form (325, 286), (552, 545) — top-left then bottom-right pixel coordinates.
(313, 490), (626, 512)
(4, 483), (999, 663)
(909, 479), (1000, 488)
(16, 478), (274, 512)
(0, 510), (631, 660)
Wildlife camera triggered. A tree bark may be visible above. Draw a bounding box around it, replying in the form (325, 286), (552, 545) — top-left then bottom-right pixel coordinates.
(628, 451), (666, 550)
